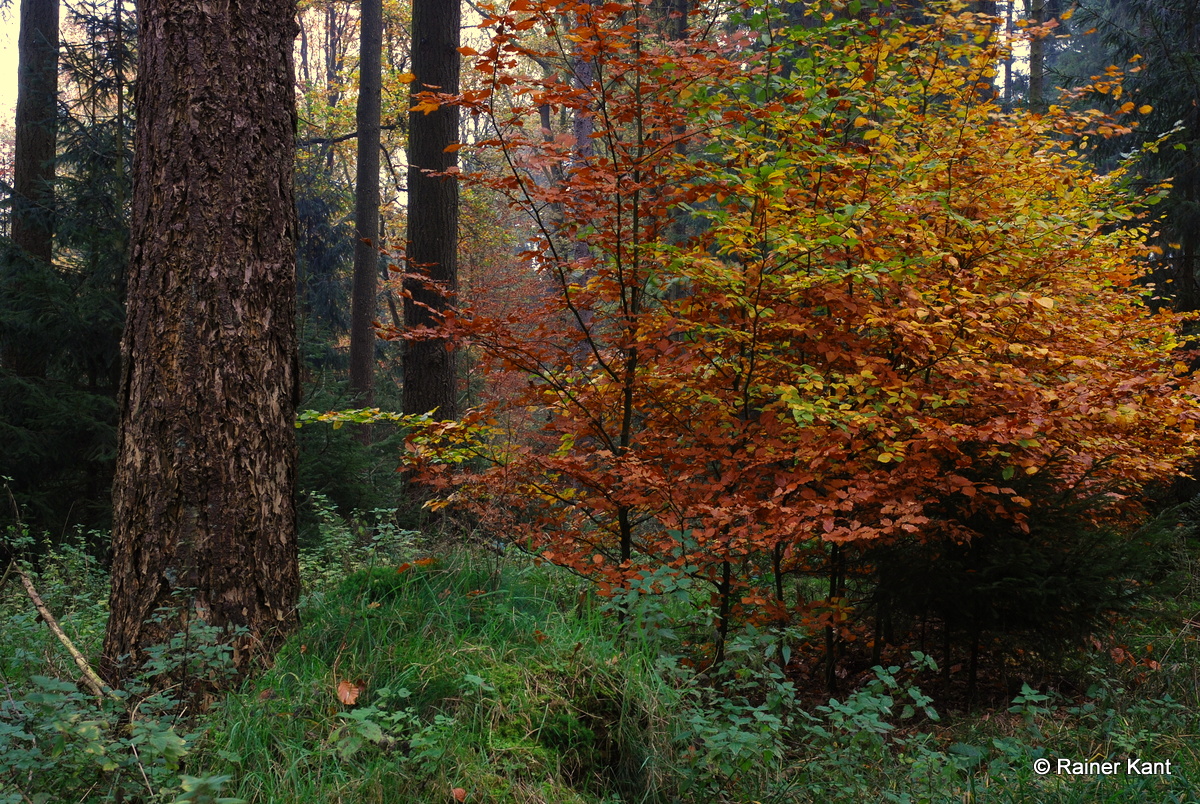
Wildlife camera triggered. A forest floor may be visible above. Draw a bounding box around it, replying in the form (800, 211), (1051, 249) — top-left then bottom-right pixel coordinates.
(2, 519), (1199, 803)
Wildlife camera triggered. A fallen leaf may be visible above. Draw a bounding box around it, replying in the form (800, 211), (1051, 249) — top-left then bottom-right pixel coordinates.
(451, 788), (467, 802)
(337, 679), (362, 706)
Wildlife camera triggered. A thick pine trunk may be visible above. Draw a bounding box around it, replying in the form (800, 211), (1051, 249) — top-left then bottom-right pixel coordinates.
(102, 0), (301, 687)
(402, 0), (459, 419)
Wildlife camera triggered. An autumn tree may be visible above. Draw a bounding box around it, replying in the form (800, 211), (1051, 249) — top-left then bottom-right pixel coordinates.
(408, 0), (1200, 670)
(102, 0), (301, 686)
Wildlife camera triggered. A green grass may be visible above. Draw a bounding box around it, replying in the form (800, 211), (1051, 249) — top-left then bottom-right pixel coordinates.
(3, 530), (1200, 803)
(192, 553), (680, 803)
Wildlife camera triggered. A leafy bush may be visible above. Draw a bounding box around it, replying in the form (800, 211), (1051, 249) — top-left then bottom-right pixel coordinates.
(0, 625), (244, 804)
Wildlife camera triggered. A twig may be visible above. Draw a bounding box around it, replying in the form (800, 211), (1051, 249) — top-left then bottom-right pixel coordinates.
(298, 122), (404, 148)
(10, 561), (118, 700)
(3, 482), (119, 701)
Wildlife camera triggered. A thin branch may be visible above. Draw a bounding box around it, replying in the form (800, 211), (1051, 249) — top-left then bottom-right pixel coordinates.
(8, 561), (118, 700)
(299, 122), (404, 148)
(3, 485), (118, 700)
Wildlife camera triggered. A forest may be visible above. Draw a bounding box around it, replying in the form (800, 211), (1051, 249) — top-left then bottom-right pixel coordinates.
(2, 0), (1200, 801)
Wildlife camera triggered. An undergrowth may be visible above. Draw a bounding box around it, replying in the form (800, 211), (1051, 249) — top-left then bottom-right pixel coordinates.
(2, 507), (1199, 803)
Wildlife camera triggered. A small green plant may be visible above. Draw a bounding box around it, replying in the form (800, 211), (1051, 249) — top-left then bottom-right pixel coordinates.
(1008, 683), (1055, 742)
(0, 673), (242, 803)
(297, 492), (421, 606)
(0, 607), (245, 803)
(328, 686), (456, 769)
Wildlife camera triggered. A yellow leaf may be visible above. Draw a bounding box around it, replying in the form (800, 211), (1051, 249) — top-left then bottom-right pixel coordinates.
(1034, 297), (1054, 309)
(863, 129), (880, 140)
(398, 72), (416, 84)
(1139, 104), (1153, 114)
(877, 452), (894, 463)
(853, 116), (870, 127)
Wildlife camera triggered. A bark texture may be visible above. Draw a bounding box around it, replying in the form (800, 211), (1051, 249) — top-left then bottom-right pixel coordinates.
(402, 0), (459, 418)
(348, 0), (382, 404)
(102, 0), (301, 686)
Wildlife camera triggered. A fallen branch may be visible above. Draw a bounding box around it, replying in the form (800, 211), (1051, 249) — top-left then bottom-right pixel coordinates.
(5, 560), (119, 701)
(3, 482), (118, 701)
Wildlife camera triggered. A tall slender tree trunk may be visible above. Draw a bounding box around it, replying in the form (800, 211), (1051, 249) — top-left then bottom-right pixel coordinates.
(348, 0), (383, 407)
(2, 0), (59, 378)
(402, 0), (459, 418)
(1027, 0), (1046, 107)
(1003, 0), (1014, 108)
(11, 0), (58, 267)
(102, 0), (301, 688)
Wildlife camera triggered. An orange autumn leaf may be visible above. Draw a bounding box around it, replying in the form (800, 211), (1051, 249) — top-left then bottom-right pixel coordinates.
(336, 679), (362, 706)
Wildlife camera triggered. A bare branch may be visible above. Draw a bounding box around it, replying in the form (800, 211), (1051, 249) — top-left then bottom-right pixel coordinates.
(299, 122), (404, 148)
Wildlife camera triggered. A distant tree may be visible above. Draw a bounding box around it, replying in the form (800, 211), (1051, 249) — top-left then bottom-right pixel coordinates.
(2, 0), (59, 379)
(348, 0), (383, 407)
(0, 0), (132, 539)
(1071, 0), (1200, 311)
(402, 0), (460, 418)
(295, 158), (353, 371)
(102, 0), (301, 687)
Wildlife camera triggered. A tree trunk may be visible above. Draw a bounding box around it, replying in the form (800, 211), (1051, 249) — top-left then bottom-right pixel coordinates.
(2, 0), (59, 378)
(650, 0), (688, 39)
(402, 0), (459, 418)
(1027, 0), (1046, 107)
(348, 0), (382, 406)
(102, 0), (301, 688)
(11, 0), (57, 267)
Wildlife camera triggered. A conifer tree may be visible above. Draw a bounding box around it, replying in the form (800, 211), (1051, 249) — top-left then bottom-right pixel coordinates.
(103, 0), (301, 686)
(402, 0), (460, 418)
(0, 0), (132, 537)
(348, 0), (383, 407)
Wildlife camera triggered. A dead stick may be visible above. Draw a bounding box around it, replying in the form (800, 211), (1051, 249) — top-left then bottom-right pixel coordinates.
(3, 483), (119, 700)
(7, 560), (118, 700)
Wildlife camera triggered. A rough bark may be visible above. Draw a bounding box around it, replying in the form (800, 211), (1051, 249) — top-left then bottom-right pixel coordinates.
(102, 0), (301, 687)
(348, 0), (383, 406)
(2, 0), (59, 378)
(402, 0), (459, 418)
